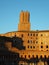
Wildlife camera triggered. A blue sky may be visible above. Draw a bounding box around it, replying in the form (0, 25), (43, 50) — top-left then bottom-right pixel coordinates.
(0, 0), (49, 33)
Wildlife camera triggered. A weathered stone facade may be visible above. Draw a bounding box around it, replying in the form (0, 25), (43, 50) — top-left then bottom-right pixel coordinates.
(0, 11), (49, 65)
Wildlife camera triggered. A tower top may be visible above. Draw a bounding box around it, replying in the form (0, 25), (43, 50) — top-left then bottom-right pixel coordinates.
(20, 11), (30, 23)
(18, 11), (30, 31)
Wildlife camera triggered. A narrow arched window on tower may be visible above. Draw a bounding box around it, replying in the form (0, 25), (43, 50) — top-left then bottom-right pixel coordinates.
(23, 13), (24, 21)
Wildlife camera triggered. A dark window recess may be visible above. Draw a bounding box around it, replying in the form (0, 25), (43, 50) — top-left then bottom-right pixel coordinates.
(25, 55), (26, 58)
(33, 46), (35, 48)
(41, 34), (43, 36)
(41, 42), (43, 44)
(33, 34), (35, 36)
(36, 34), (38, 36)
(30, 46), (32, 48)
(36, 41), (38, 43)
(47, 50), (48, 51)
(40, 55), (42, 58)
(28, 33), (29, 36)
(36, 55), (38, 58)
(20, 64), (23, 65)
(28, 46), (29, 48)
(44, 55), (46, 58)
(46, 45), (48, 48)
(28, 40), (29, 43)
(28, 55), (30, 58)
(41, 46), (43, 48)
(28, 40), (32, 43)
(31, 34), (32, 36)
(32, 55), (34, 58)
(41, 50), (43, 51)
(31, 40), (32, 43)
(21, 34), (23, 37)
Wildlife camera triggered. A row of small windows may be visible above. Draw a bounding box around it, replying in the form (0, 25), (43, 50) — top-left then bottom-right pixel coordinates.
(28, 33), (38, 36)
(21, 55), (31, 59)
(21, 33), (49, 38)
(27, 40), (48, 44)
(21, 33), (47, 37)
(41, 45), (48, 48)
(28, 46), (35, 48)
(28, 45), (49, 49)
(28, 40), (38, 43)
(21, 55), (48, 58)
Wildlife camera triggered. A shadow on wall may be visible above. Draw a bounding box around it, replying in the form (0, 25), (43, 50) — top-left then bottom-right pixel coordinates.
(12, 35), (25, 50)
(0, 35), (25, 65)
(0, 48), (19, 65)
(0, 35), (25, 50)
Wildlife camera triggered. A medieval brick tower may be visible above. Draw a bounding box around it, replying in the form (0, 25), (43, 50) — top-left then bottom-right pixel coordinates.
(18, 11), (30, 31)
(0, 11), (49, 65)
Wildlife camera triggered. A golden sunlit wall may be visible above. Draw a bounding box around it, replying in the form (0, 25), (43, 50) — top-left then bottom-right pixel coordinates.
(0, 11), (49, 59)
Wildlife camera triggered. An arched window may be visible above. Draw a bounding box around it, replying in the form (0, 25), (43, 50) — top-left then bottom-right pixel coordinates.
(28, 55), (30, 58)
(25, 55), (26, 58)
(40, 55), (42, 58)
(46, 45), (48, 48)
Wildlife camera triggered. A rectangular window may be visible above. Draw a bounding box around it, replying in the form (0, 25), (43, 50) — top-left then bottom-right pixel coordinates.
(33, 34), (35, 36)
(28, 46), (29, 48)
(28, 55), (30, 58)
(41, 34), (43, 36)
(25, 55), (26, 58)
(41, 46), (43, 48)
(36, 34), (38, 36)
(33, 46), (35, 48)
(46, 45), (48, 48)
(30, 46), (32, 48)
(28, 40), (29, 43)
(28, 33), (29, 36)
(28, 40), (32, 43)
(36, 41), (38, 43)
(21, 34), (23, 37)
(41, 42), (43, 44)
(31, 34), (32, 36)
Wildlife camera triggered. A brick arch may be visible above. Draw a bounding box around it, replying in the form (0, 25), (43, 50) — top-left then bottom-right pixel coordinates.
(40, 55), (42, 58)
(36, 55), (38, 58)
(44, 55), (46, 59)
